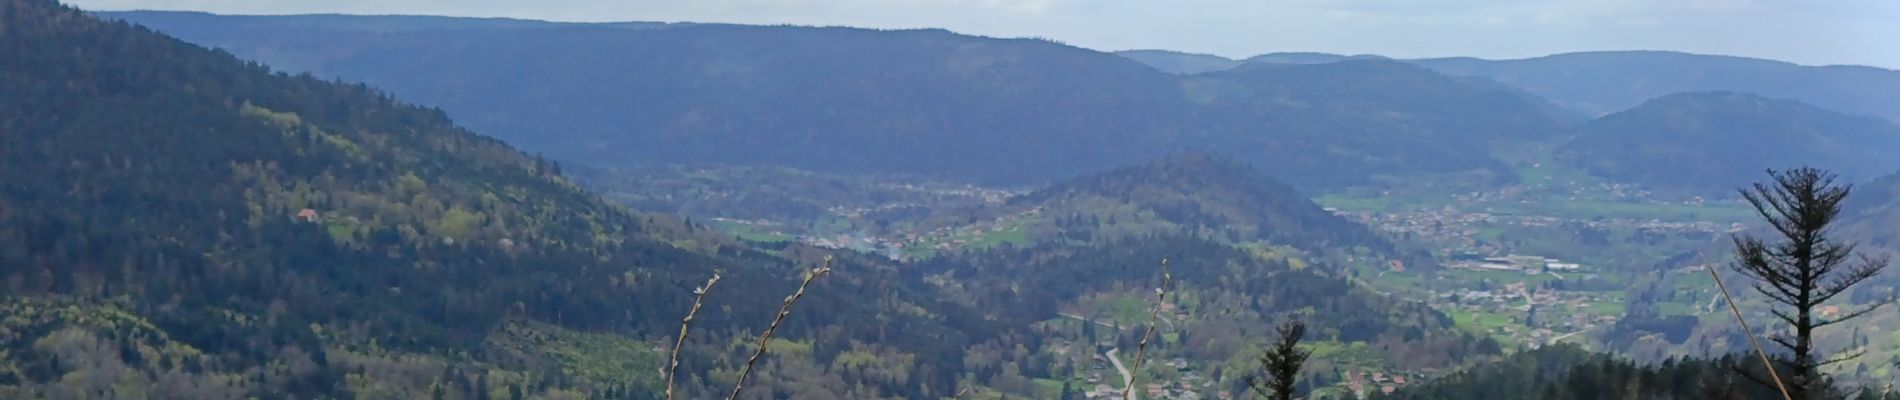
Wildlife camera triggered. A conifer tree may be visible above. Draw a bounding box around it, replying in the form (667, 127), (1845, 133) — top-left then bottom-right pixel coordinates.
(1731, 167), (1891, 399)
(1249, 321), (1311, 400)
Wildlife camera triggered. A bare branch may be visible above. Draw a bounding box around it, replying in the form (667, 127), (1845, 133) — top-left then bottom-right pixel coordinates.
(728, 256), (834, 400)
(1122, 259), (1171, 400)
(666, 273), (721, 400)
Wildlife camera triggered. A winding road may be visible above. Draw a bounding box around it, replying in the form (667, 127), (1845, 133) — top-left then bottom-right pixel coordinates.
(1061, 311), (1173, 399)
(1106, 348), (1137, 400)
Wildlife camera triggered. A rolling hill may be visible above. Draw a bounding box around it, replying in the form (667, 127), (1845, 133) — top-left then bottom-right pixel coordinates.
(1243, 52), (1387, 65)
(1112, 49), (1241, 74)
(912, 234), (1494, 372)
(1555, 92), (1900, 192)
(1411, 51), (1900, 122)
(1012, 153), (1413, 260)
(1120, 49), (1900, 124)
(908, 157), (1494, 370)
(101, 11), (1575, 189)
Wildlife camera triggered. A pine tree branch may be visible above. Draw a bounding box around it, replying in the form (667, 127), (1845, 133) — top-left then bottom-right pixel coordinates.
(1813, 300), (1892, 330)
(1817, 349), (1868, 368)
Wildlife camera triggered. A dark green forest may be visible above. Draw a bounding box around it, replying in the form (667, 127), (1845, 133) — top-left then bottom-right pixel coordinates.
(1374, 345), (1898, 400)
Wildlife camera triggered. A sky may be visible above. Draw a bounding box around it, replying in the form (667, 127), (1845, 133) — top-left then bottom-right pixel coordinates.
(67, 0), (1900, 68)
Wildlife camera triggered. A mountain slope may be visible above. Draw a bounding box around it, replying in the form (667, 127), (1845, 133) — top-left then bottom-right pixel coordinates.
(1842, 171), (1900, 251)
(1555, 92), (1900, 191)
(90, 10), (687, 33)
(107, 12), (1195, 184)
(1242, 52), (1380, 65)
(1, 1), (983, 397)
(1013, 153), (1405, 258)
(913, 234), (1497, 375)
(1113, 49), (1240, 74)
(102, 11), (1576, 189)
(1411, 51), (1900, 122)
(1173, 60), (1574, 185)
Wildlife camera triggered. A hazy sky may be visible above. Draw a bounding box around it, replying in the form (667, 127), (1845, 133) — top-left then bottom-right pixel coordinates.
(69, 0), (1900, 68)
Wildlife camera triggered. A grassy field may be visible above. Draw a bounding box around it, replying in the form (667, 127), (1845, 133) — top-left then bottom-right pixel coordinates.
(1319, 191), (1753, 223)
(1348, 263), (1425, 295)
(1451, 310), (1518, 330)
(1033, 378), (1066, 398)
(1478, 199), (1754, 222)
(901, 215), (1039, 259)
(709, 219), (795, 243)
(1107, 294), (1150, 325)
(1447, 268), (1557, 285)
(1450, 309), (1525, 346)
(1314, 194), (1424, 212)
(1583, 302), (1627, 316)
(970, 224), (1031, 249)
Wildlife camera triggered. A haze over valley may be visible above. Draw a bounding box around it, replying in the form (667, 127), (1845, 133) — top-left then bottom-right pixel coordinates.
(4, 1), (1899, 398)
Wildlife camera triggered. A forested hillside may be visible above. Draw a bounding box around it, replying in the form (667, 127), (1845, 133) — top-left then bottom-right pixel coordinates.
(1119, 50), (1900, 125)
(1842, 171), (1900, 252)
(1013, 153), (1425, 265)
(1182, 60), (1575, 185)
(905, 234), (1500, 398)
(1372, 345), (1858, 400)
(26, 3), (1900, 399)
(917, 235), (1493, 357)
(104, 11), (1576, 188)
(0, 1), (990, 397)
(1411, 51), (1900, 122)
(1556, 92), (1900, 192)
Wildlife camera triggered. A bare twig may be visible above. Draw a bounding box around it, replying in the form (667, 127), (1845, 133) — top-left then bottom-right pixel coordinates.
(666, 273), (721, 400)
(1123, 258), (1172, 400)
(1706, 252), (1793, 400)
(727, 256), (834, 400)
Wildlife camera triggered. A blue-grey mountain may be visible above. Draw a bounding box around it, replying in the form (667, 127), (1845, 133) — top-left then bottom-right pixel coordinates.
(104, 11), (1574, 189)
(1556, 91), (1900, 192)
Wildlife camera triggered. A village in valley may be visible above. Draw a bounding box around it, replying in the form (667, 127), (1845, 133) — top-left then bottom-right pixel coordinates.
(698, 173), (1757, 399)
(1319, 178), (1757, 353)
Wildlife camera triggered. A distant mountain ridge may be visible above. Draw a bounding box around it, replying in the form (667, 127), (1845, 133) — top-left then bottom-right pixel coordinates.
(1411, 51), (1900, 122)
(103, 11), (1576, 189)
(1244, 52), (1389, 65)
(1112, 49), (1240, 74)
(1113, 49), (1900, 123)
(1555, 91), (1900, 192)
(95, 10), (690, 32)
